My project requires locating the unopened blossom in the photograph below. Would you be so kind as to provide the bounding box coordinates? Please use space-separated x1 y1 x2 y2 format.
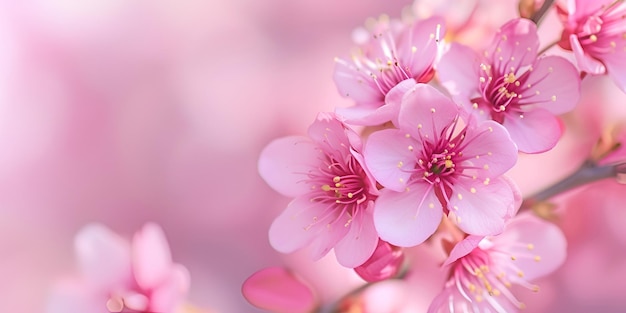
46 223 190 313
428 213 567 313
557 0 626 92
363 84 518 247
438 18 581 153
258 113 379 268
333 15 445 125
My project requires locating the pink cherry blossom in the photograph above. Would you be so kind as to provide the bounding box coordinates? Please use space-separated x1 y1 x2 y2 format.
557 0 626 92
428 213 567 313
258 112 380 268
46 223 190 313
363 84 518 247
438 18 581 153
353 239 405 282
333 15 445 125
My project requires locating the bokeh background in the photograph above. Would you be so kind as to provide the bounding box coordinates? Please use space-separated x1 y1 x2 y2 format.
1 0 626 312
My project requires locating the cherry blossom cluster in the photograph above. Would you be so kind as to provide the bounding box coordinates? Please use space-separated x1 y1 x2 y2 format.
245 0 626 312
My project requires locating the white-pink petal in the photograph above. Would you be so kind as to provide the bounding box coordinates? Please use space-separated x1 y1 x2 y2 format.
258 136 319 197
502 108 562 153
458 120 517 177
398 84 459 139
363 128 415 192
268 196 330 254
334 205 379 268
132 222 173 290
373 184 442 247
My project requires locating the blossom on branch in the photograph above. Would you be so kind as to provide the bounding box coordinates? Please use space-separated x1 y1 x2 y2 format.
438 18 581 153
258 113 380 268
363 84 518 247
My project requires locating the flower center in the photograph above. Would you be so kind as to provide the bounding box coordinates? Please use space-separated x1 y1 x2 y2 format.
475 65 530 123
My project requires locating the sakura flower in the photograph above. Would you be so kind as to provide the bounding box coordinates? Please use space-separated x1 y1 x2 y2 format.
438 18 581 153
258 113 379 268
363 84 518 247
428 213 567 313
557 0 626 92
46 223 190 313
333 15 445 125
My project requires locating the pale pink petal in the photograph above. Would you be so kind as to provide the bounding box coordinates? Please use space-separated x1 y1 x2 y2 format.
518 55 580 114
242 267 317 313
121 292 149 312
268 196 329 254
132 223 173 290
258 136 319 197
458 120 517 177
363 128 416 192
502 108 562 153
397 84 459 139
488 19 539 76
336 79 416 126
603 49 626 93
373 184 442 247
442 235 484 267
397 16 445 81
308 215 351 261
570 34 606 75
74 223 132 290
307 112 351 152
448 178 512 236
334 205 379 268
437 42 482 101
333 59 382 105
491 213 567 281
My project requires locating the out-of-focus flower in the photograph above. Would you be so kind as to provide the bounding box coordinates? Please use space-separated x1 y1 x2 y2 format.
46 223 190 313
428 213 567 313
557 0 626 92
333 15 444 125
258 113 379 268
438 18 581 153
242 267 317 313
363 84 518 247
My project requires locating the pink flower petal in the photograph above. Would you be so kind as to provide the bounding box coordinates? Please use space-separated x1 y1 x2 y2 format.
268 196 329 254
488 18 539 76
363 128 416 192
603 47 626 93
258 136 319 197
337 78 417 126
132 223 173 290
333 60 382 105
448 177 512 236
491 213 567 281
397 16 445 81
307 113 352 152
74 223 132 290
519 55 580 115
354 240 404 282
242 267 317 313
373 183 443 247
442 235 484 267
502 107 563 153
397 84 459 139
148 264 190 312
458 120 517 178
308 214 351 262
569 34 606 75
333 205 379 268
438 42 482 101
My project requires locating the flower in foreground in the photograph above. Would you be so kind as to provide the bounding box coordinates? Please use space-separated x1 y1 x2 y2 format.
557 0 626 92
258 113 379 268
46 223 190 313
438 18 581 153
333 15 444 125
428 213 567 313
363 84 518 247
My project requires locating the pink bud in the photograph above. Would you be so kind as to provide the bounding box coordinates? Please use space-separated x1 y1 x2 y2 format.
242 267 317 313
353 240 404 282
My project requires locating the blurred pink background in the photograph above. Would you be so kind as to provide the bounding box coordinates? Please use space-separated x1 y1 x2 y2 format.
2 0 626 312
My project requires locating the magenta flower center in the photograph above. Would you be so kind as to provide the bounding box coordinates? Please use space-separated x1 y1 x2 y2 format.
475 66 530 123
451 242 545 309
563 2 626 55
412 118 469 191
306 154 372 226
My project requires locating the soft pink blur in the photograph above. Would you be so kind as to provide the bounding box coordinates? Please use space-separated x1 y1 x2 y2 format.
3 1 626 313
